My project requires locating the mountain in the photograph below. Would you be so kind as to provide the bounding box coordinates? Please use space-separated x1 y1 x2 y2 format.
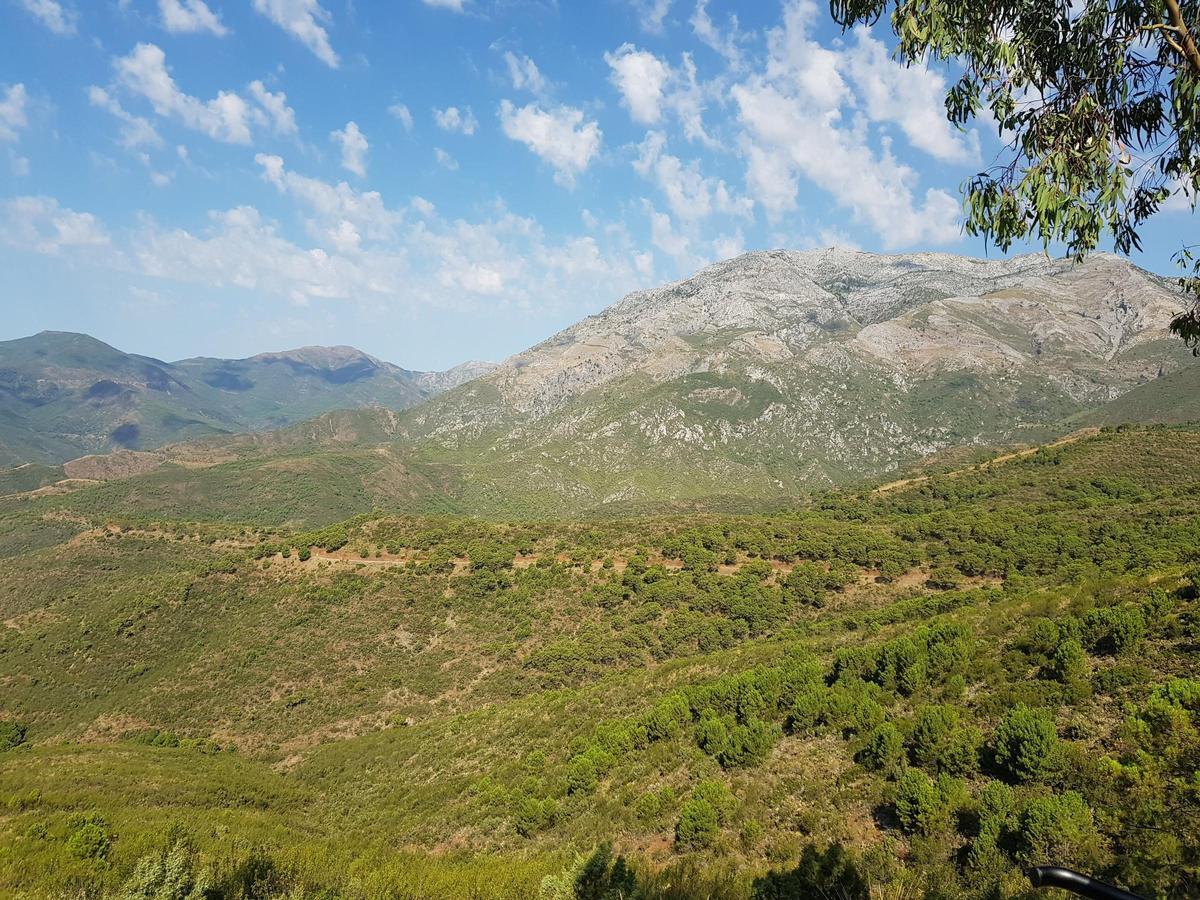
377 248 1192 512
31 248 1195 522
0 332 496 466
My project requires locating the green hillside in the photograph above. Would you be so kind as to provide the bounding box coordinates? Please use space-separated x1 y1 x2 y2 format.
3 426 1200 897
0 333 464 466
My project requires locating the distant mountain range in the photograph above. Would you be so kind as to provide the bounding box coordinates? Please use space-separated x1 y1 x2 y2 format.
0 331 494 466
2 249 1196 518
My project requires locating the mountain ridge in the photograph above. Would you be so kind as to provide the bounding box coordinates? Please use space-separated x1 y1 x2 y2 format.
0 331 497 465
17 248 1193 521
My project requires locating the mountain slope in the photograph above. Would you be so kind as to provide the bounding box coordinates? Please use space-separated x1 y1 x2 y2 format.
0 333 495 465
380 249 1192 511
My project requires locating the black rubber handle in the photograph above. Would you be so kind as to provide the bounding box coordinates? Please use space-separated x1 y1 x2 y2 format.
1027 867 1146 900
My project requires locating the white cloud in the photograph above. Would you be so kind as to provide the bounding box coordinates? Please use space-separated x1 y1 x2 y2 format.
0 196 111 255
389 103 414 131
422 0 465 9
433 106 478 136
159 0 227 36
842 26 978 164
17 0 76 35
498 100 601 187
4 174 651 321
644 201 693 265
712 231 745 260
252 0 338 68
690 0 745 67
605 44 670 125
628 0 671 33
503 52 547 95
0 84 29 142
115 43 253 144
634 131 751 222
434 147 458 171
256 152 399 249
330 121 368 176
248 81 297 136
88 85 163 149
730 0 961 248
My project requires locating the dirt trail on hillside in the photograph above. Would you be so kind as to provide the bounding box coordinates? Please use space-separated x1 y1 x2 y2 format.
871 427 1101 495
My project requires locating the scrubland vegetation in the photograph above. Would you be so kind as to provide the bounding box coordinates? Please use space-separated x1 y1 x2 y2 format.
3 426 1200 897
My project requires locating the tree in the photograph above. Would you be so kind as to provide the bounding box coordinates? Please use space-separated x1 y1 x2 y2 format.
895 768 952 835
829 0 1200 343
859 721 904 772
1017 792 1106 871
994 704 1061 783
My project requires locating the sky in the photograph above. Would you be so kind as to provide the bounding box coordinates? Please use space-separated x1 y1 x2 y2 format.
0 0 1195 371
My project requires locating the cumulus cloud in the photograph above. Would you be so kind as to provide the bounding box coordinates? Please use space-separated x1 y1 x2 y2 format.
433 106 478 136
422 0 465 9
159 0 227 36
0 196 111 255
115 43 253 144
842 26 978 164
252 0 338 68
256 152 399 250
503 52 547 95
2 172 649 316
87 85 162 149
389 103 414 131
17 0 76 35
730 0 962 247
605 44 670 125
434 147 458 171
499 100 601 187
634 131 751 222
330 121 368 176
248 81 297 136
0 85 29 142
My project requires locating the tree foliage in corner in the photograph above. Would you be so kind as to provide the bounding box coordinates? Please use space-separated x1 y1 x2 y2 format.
829 0 1200 346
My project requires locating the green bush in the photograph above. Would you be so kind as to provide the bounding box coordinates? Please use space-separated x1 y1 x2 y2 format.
676 798 719 849
907 705 980 775
1080 605 1147 656
1017 792 1105 870
993 705 1060 783
0 721 27 751
66 814 113 861
894 769 951 836
858 722 903 772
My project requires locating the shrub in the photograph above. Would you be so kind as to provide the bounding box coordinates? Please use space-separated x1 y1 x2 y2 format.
297 547 311 562
1017 792 1105 870
1080 605 1146 656
0 722 27 751
676 798 719 849
1050 638 1087 684
66 814 113 861
894 769 951 836
565 756 599 795
993 705 1060 783
514 796 557 837
858 722 903 772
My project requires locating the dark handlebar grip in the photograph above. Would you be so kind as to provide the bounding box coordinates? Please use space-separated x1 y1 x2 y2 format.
1027 866 1146 900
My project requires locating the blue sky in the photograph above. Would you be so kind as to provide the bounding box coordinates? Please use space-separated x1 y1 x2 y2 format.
0 0 1195 370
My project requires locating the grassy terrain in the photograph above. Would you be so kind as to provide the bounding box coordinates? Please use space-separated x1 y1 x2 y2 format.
1 426 1200 896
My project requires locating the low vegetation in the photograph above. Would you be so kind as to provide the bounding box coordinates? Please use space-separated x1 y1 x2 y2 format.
2 426 1200 897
